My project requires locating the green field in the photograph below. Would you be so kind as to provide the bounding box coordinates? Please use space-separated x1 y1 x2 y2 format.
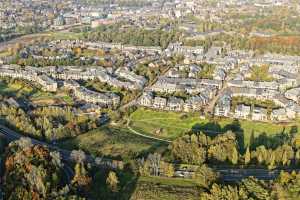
0 79 74 105
59 126 166 160
129 108 298 147
129 176 201 200
0 80 34 96
0 50 11 58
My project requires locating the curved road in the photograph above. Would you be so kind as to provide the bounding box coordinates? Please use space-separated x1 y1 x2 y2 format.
0 125 120 169
127 124 171 143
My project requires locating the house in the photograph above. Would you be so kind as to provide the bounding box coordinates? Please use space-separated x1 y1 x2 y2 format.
285 88 300 103
286 103 300 119
139 92 154 107
234 104 251 119
213 68 226 80
270 108 288 121
153 97 167 109
252 107 268 121
74 86 120 107
278 78 298 92
227 80 279 90
166 68 181 78
63 80 80 90
214 94 231 117
36 75 57 92
168 97 184 111
184 95 208 112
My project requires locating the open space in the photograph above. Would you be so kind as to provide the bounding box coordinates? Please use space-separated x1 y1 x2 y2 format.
129 108 299 147
129 176 201 200
59 126 167 160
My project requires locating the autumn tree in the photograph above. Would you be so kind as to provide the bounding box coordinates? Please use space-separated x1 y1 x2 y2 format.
106 171 119 192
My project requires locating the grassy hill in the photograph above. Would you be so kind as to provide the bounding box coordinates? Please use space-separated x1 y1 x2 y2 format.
59 126 167 160
129 176 202 200
129 108 298 148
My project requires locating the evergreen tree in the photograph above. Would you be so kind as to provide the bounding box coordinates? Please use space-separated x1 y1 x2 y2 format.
231 147 239 165
245 146 251 165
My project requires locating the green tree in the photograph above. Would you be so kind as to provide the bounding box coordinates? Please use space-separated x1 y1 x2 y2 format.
106 171 119 192
231 147 239 165
245 146 251 165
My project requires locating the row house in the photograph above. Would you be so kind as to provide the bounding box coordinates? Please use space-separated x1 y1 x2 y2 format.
74 86 120 107
115 68 147 87
36 75 57 92
214 94 231 117
252 107 268 121
270 108 288 122
234 104 251 119
166 42 204 56
151 77 222 94
227 80 279 90
63 80 80 90
139 92 208 112
285 88 300 103
0 65 57 92
229 87 280 101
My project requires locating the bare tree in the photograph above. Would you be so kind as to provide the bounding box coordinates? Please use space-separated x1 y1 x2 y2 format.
147 153 161 176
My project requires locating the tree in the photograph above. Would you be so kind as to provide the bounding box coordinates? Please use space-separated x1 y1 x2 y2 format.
147 153 161 176
11 137 33 149
72 163 92 190
194 165 219 188
245 146 251 165
295 150 300 165
231 147 239 165
268 152 276 170
71 150 86 163
160 162 174 178
282 151 289 166
106 171 119 192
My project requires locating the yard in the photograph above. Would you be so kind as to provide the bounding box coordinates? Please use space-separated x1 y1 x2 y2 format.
129 108 299 148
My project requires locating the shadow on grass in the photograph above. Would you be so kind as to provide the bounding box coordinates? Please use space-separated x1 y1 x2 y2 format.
249 125 297 150
190 119 297 153
89 164 139 200
191 119 245 153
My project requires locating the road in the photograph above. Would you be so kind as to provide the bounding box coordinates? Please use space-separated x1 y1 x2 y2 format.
120 65 171 110
204 67 240 114
0 125 75 182
1 125 300 182
126 123 171 143
217 168 300 182
0 125 121 169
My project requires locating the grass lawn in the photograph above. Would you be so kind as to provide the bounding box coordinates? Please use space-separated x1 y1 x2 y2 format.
130 108 298 147
129 176 202 200
30 90 74 105
0 50 11 58
138 176 202 187
58 126 167 160
0 80 34 96
0 79 74 106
